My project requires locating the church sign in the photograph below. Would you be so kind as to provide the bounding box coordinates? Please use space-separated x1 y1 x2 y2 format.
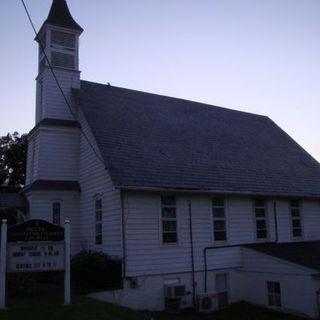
7 242 65 273
8 219 64 242
0 219 71 309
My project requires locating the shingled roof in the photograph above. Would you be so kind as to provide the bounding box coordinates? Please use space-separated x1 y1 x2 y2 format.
245 241 320 271
0 193 28 209
76 80 320 197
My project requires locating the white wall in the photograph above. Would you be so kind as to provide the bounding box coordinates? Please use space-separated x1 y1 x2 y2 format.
25 190 81 254
123 193 320 278
241 248 318 318
90 268 239 311
78 111 122 258
36 68 80 123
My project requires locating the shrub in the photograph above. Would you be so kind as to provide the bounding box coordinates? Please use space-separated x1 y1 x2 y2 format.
71 250 122 293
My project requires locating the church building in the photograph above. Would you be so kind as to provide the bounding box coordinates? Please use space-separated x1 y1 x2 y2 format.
24 0 320 317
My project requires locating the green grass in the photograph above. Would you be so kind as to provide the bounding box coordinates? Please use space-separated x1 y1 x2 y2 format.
0 294 305 320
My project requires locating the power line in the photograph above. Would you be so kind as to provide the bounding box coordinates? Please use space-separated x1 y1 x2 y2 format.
20 0 106 167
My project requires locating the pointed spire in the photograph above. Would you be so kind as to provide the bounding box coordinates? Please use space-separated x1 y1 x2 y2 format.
43 0 83 32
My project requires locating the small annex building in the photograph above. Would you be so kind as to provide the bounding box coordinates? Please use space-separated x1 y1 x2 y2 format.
22 0 320 318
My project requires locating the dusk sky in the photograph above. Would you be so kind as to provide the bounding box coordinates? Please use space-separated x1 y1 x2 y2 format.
1 0 319 161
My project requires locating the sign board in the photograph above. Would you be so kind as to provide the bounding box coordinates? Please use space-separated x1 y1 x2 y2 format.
8 219 64 242
7 242 65 273
0 219 71 309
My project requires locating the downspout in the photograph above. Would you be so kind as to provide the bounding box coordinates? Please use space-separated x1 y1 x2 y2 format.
273 201 279 243
120 191 127 280
188 200 196 307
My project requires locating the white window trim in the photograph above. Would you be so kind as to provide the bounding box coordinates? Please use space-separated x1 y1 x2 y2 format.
253 198 269 241
211 196 229 246
159 195 180 247
289 199 304 240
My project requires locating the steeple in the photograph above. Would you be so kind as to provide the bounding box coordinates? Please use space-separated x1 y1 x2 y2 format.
41 0 83 33
35 0 83 123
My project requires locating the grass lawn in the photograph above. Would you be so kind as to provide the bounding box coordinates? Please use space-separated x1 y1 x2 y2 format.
0 294 306 320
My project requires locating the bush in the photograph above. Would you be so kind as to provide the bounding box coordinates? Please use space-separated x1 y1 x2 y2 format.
71 250 122 293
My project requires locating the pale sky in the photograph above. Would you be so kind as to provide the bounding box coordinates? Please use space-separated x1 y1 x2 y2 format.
1 0 319 161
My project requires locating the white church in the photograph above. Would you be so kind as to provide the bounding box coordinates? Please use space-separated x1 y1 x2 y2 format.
23 0 320 317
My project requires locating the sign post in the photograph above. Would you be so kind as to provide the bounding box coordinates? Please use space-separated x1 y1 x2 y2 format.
0 219 7 309
64 220 70 305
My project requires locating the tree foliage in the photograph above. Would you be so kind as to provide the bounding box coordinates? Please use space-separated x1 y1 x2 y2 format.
0 132 27 190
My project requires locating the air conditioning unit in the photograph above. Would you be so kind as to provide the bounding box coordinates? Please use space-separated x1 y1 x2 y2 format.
197 292 218 313
164 284 186 298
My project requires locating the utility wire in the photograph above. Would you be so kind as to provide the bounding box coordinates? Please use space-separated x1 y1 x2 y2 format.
20 0 106 166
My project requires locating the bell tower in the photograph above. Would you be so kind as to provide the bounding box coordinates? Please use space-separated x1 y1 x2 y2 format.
35 0 83 123
25 0 83 230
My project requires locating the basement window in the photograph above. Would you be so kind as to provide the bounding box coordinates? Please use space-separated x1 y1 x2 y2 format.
212 197 227 242
267 281 281 307
161 195 177 244
95 199 103 245
290 200 302 238
254 199 268 239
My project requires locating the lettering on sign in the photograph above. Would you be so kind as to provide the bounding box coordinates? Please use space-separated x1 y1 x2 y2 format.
7 242 65 273
8 219 64 242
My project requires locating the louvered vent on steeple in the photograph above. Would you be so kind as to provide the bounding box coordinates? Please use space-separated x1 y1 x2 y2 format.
50 30 76 69
51 51 75 69
51 30 75 48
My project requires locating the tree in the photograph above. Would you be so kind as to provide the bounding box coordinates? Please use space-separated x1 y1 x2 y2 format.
0 132 27 191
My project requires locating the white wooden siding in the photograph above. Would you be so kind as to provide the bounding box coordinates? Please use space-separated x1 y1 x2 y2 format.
36 127 80 181
302 199 320 240
36 68 80 123
124 193 244 277
124 194 320 277
25 190 81 254
78 111 122 258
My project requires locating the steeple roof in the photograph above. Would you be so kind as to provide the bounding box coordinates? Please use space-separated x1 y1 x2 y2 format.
42 0 83 32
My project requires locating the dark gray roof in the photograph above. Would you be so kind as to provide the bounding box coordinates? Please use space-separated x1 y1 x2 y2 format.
41 0 83 32
0 193 28 209
245 241 320 271
24 180 81 193
77 80 320 197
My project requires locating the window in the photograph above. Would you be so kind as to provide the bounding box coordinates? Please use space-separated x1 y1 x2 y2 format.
267 281 281 307
52 202 61 225
254 199 268 239
95 199 102 245
216 274 229 308
161 195 177 244
290 200 302 238
212 197 227 242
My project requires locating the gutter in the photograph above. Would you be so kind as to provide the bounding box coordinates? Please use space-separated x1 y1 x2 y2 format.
115 186 320 199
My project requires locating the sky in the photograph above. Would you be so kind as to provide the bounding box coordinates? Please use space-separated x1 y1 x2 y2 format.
1 0 319 162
